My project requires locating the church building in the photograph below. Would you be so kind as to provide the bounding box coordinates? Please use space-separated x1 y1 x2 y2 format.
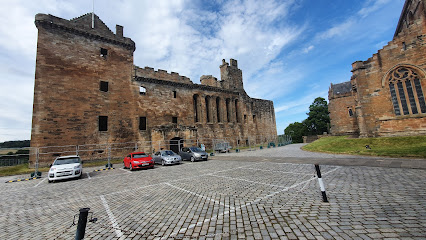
329 0 426 137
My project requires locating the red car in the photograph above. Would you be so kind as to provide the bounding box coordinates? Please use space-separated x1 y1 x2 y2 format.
123 152 154 171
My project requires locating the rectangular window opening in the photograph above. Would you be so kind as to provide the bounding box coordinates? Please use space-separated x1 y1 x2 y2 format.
100 48 108 57
172 117 178 124
100 81 109 92
139 117 147 131
99 116 108 131
173 91 177 98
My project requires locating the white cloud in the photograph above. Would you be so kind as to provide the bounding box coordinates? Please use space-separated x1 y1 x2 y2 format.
303 45 314 53
316 19 355 40
358 0 391 18
0 0 304 141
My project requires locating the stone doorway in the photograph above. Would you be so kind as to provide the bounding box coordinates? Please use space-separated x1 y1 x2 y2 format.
170 137 183 153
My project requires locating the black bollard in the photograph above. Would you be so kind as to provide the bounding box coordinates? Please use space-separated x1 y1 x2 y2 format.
75 208 90 240
314 164 328 202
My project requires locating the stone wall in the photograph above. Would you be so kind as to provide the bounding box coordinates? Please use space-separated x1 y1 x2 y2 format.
30 13 277 164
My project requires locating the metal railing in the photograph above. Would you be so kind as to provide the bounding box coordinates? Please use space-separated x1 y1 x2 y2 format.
0 134 293 171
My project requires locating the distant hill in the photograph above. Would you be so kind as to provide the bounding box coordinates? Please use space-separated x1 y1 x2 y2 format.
0 140 30 148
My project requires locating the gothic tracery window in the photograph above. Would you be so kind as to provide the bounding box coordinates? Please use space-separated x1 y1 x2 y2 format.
388 67 426 116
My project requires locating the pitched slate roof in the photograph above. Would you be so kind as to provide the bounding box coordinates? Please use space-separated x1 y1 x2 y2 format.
331 81 352 95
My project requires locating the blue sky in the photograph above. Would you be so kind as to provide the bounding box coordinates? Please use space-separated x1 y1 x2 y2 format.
0 0 405 142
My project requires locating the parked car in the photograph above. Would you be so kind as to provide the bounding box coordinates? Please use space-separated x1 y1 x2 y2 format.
123 152 154 171
214 141 232 153
179 147 208 162
152 150 182 166
48 155 82 183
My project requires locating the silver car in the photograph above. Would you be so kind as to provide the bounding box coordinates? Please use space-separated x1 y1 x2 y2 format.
179 147 208 162
152 150 182 166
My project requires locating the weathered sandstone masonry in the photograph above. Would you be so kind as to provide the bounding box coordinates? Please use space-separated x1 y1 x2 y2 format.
30 13 277 164
329 0 426 137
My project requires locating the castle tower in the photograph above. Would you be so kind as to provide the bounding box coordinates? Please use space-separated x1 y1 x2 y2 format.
220 59 244 90
31 13 136 151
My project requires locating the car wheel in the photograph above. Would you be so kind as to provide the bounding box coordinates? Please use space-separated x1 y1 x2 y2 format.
162 160 165 166
130 164 134 171
190 156 195 162
48 180 52 183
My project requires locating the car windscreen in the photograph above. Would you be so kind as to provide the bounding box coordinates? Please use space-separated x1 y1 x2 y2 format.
133 153 148 158
162 151 174 156
54 157 80 165
189 147 203 152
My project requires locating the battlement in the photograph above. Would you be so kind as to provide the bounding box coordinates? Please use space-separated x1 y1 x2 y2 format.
220 58 243 90
134 66 192 84
200 75 221 87
34 13 135 51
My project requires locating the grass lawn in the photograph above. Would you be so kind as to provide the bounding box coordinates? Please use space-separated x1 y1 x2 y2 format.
302 135 426 158
0 159 123 177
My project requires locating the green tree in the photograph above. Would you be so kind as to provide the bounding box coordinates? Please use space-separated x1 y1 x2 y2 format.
303 97 330 135
284 122 306 143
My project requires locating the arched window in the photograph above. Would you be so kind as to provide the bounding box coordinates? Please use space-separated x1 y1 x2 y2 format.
216 97 221 122
226 98 231 122
193 95 200 122
235 99 240 123
205 96 211 122
388 67 426 115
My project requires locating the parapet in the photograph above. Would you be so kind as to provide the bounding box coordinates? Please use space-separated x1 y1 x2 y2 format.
134 66 192 84
200 75 220 87
34 13 135 51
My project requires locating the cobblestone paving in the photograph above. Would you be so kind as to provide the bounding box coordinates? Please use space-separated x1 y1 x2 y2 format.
0 158 425 239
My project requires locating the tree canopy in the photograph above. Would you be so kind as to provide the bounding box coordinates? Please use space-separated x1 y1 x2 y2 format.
303 97 330 135
284 97 330 142
284 122 306 143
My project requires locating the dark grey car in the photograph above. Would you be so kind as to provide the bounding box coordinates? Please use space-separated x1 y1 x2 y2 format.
179 147 208 162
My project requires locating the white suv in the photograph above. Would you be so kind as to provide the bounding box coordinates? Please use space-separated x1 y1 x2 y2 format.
48 155 83 183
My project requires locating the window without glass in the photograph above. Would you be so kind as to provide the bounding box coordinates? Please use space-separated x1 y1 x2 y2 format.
193 95 199 122
205 96 211 122
172 117 178 124
216 97 221 122
100 81 108 92
348 108 353 117
173 91 177 98
226 98 231 122
235 99 240 123
100 48 108 58
99 116 108 131
139 117 147 131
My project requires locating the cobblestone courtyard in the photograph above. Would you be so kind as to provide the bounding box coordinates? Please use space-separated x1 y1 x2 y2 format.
0 146 425 239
